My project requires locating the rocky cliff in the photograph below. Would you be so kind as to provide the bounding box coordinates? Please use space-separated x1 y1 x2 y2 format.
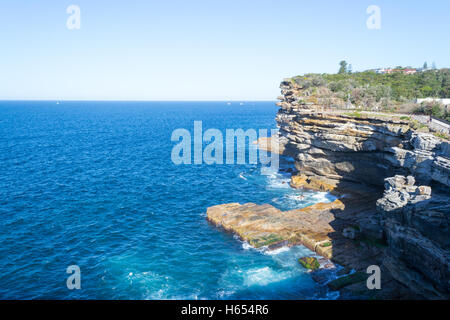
276 79 450 192
206 78 449 299
273 78 450 298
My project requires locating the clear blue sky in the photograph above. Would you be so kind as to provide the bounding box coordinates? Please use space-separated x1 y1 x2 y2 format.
0 0 449 100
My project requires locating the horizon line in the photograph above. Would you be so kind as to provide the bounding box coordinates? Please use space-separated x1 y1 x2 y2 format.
0 99 278 102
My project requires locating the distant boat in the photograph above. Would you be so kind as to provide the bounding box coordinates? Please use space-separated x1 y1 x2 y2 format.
239 102 244 106
56 101 60 105
227 102 231 105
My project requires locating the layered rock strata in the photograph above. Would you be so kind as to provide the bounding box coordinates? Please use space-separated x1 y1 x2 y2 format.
275 78 450 191
207 192 385 269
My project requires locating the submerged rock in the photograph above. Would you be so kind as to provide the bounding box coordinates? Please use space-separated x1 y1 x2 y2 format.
328 272 367 291
298 257 320 270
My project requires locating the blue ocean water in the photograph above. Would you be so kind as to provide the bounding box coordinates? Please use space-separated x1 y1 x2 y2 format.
0 101 337 300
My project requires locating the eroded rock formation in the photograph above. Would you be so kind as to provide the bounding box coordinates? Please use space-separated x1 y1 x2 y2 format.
207 78 449 299
275 79 450 192
275 79 449 298
377 175 449 299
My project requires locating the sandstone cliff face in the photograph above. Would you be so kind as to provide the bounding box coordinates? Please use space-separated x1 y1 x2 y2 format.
275 79 450 298
276 79 450 192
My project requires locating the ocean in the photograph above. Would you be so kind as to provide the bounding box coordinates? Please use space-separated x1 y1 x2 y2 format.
0 101 337 299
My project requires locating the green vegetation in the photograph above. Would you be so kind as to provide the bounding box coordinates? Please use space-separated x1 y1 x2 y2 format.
292 62 450 121
344 111 363 118
320 68 450 100
298 257 320 270
433 132 450 140
250 234 284 248
415 102 450 121
409 119 428 131
320 242 332 248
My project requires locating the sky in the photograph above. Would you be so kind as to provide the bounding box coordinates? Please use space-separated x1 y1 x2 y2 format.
0 0 449 101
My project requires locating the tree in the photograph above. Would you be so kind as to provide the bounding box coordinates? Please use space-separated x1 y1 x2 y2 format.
338 60 348 74
423 61 428 70
347 64 353 74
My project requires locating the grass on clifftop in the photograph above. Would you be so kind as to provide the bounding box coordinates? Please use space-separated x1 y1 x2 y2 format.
344 111 363 118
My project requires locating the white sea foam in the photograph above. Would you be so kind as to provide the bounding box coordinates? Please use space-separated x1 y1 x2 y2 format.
264 170 291 190
216 289 236 299
285 194 306 201
272 189 338 210
260 166 277 177
263 246 290 255
267 180 291 189
243 267 291 287
238 172 248 180
311 191 336 203
242 241 253 250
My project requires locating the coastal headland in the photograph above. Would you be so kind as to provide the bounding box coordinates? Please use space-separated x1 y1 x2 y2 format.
207 78 450 299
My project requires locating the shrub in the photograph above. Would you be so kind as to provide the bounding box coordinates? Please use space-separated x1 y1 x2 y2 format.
431 103 445 118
